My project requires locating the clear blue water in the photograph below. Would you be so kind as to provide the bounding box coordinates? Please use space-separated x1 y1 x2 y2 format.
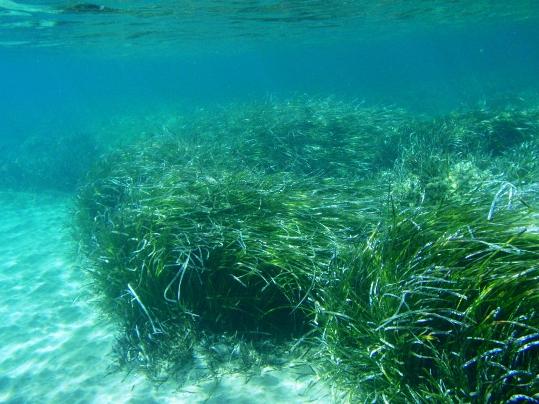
1 2 539 146
1 1 539 402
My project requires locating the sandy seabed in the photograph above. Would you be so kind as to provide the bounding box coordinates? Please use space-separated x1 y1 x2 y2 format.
0 191 335 403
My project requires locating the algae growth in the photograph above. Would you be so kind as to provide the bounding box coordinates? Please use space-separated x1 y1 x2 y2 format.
75 97 539 402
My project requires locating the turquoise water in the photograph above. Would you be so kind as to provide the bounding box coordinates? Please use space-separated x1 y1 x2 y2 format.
1 1 539 403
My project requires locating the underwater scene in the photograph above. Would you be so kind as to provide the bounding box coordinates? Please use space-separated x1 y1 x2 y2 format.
1 1 539 403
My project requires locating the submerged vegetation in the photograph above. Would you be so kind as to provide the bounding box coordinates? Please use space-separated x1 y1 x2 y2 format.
75 97 539 401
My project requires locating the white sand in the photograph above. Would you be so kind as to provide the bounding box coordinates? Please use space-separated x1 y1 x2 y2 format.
0 191 338 403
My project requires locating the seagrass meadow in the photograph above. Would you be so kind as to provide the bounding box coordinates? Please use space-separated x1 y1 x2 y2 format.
74 98 539 402
4 2 539 402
